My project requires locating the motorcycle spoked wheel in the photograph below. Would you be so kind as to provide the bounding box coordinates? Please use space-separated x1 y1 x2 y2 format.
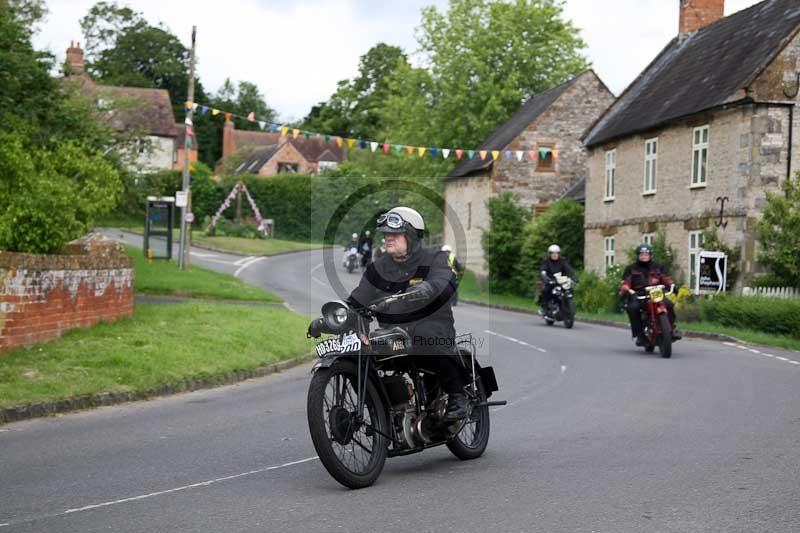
446 379 491 460
307 360 388 489
658 314 672 358
563 299 575 329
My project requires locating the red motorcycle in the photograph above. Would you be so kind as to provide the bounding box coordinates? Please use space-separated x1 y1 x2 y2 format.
632 284 675 358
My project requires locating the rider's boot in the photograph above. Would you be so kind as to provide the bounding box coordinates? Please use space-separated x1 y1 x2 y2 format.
443 393 468 421
672 328 683 340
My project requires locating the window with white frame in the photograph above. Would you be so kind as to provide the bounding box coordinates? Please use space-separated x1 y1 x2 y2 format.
604 150 616 200
691 126 709 186
642 233 655 246
688 230 705 290
643 138 657 194
604 236 615 269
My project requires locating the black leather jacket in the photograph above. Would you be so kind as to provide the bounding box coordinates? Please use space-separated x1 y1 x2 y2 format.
539 257 577 284
347 247 457 328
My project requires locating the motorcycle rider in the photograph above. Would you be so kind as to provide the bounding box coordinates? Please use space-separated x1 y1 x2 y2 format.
343 232 359 268
538 244 577 311
346 207 467 420
359 230 374 267
619 243 682 345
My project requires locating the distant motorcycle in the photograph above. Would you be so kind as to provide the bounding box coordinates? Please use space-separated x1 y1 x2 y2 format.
343 247 360 273
306 291 505 489
542 274 575 329
633 284 675 358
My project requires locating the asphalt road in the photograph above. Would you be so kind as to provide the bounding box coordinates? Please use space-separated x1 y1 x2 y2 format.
2 233 799 532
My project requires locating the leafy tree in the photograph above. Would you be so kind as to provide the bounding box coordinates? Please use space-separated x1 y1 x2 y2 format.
382 0 589 148
0 133 122 253
519 199 584 290
756 178 800 286
482 192 530 294
302 43 408 140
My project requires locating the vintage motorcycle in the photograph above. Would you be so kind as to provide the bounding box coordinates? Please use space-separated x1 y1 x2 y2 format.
634 284 675 358
343 247 360 273
542 274 575 329
306 290 504 489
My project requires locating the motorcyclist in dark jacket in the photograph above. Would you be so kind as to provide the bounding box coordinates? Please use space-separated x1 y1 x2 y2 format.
538 244 577 309
346 207 467 420
358 230 374 267
619 243 682 345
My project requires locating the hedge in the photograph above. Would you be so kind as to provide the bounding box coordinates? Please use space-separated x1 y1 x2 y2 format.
699 296 800 339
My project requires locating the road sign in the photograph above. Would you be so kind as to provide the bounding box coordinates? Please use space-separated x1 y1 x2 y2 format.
175 191 188 208
696 251 727 294
185 212 195 224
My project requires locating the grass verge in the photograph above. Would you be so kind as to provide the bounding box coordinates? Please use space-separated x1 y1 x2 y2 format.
97 216 322 256
0 302 314 409
126 245 281 302
459 270 800 352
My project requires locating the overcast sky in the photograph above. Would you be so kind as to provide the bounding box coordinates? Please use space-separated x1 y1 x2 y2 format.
33 0 763 122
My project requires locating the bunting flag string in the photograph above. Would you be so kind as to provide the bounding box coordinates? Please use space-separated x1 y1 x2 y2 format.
184 100 557 165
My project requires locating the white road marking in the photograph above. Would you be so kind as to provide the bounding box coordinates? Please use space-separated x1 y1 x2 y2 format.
233 256 257 266
484 330 547 353
727 344 800 367
310 262 328 287
38 457 318 519
233 257 264 277
0 523 9 527
561 365 567 374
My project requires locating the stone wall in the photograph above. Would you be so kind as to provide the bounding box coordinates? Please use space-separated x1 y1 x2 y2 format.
493 71 616 209
0 235 134 354
443 174 493 275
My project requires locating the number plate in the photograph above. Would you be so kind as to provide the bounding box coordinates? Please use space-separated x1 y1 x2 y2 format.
649 288 664 302
315 332 361 358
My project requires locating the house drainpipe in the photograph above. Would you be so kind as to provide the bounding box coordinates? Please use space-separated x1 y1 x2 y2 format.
784 72 799 186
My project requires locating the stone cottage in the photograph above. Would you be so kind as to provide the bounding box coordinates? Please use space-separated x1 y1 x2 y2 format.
582 0 800 290
442 70 615 275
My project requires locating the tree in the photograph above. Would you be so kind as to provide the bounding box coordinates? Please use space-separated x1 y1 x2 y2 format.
756 178 800 286
302 43 408 140
520 199 585 275
381 0 589 148
482 192 531 295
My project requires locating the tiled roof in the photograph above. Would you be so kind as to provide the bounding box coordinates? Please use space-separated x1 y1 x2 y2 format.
447 73 587 179
232 130 344 162
94 85 178 138
584 0 800 147
233 144 283 175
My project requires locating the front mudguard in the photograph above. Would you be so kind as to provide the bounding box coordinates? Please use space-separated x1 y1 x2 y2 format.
311 353 357 372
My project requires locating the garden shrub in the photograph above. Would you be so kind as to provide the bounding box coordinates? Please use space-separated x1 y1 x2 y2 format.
699 296 800 338
481 192 530 295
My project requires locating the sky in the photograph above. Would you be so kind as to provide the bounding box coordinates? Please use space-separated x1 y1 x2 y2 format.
33 0 763 123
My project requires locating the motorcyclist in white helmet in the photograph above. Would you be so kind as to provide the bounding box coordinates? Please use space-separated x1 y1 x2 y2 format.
346 207 467 420
539 244 577 311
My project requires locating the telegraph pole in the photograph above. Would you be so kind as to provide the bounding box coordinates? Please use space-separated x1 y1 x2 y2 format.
178 26 197 270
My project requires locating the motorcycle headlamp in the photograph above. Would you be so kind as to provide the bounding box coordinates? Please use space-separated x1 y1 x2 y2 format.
321 300 353 332
376 212 405 230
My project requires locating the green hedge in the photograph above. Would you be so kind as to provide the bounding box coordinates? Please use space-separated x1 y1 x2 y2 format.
700 296 800 338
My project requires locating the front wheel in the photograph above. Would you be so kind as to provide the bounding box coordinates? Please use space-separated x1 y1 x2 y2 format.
447 380 491 460
658 314 672 358
307 360 388 489
563 299 575 329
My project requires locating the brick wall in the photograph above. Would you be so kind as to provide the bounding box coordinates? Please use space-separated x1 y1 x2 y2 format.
0 235 134 354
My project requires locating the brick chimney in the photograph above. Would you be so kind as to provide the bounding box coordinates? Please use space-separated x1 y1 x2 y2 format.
679 0 724 35
65 41 85 75
222 119 236 158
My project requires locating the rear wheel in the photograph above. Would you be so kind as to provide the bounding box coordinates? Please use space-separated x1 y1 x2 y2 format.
307 360 388 489
658 314 672 358
447 380 490 460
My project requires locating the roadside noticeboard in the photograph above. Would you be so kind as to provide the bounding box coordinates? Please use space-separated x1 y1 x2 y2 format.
696 251 727 294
